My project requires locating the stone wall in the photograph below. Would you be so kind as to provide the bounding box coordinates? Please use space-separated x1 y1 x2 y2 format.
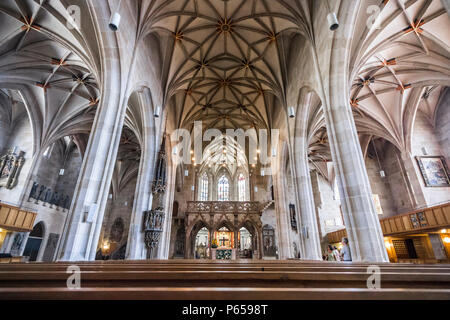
21 201 67 262
365 155 397 217
381 143 415 214
310 170 343 241
98 176 138 258
374 109 450 216
410 111 450 206
435 89 450 162
54 149 83 201
0 96 11 153
34 147 64 191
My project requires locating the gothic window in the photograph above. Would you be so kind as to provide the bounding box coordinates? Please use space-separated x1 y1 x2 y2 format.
238 173 246 201
199 172 209 201
218 175 229 201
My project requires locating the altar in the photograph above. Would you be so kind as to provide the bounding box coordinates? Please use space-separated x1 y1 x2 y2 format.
214 249 233 260
211 227 236 260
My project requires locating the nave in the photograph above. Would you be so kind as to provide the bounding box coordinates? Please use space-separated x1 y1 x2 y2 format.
0 0 449 301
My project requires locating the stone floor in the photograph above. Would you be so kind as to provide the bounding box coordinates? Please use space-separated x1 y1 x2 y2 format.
0 260 449 299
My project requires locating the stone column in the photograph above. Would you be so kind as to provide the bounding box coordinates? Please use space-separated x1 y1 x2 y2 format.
57 4 125 261
319 0 388 262
125 91 157 260
291 139 322 260
272 159 292 259
288 87 322 261
258 228 263 259
309 170 324 241
185 231 191 259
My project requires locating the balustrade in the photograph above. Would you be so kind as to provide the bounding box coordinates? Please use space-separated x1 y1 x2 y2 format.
186 201 262 214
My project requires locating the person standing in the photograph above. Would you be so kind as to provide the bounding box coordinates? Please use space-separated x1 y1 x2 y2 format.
332 246 342 261
326 245 336 261
340 237 352 261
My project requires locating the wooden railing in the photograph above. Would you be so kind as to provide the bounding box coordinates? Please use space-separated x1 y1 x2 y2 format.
327 202 450 243
0 203 37 232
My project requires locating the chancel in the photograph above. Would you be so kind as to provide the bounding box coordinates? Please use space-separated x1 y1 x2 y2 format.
0 0 449 300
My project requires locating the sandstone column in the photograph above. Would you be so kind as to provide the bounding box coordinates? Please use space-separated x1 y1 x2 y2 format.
289 88 322 261
125 91 157 260
291 137 322 260
57 3 125 261
272 153 292 259
320 0 388 262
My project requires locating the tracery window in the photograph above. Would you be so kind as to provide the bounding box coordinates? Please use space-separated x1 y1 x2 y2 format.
199 172 209 201
218 175 229 201
238 173 246 201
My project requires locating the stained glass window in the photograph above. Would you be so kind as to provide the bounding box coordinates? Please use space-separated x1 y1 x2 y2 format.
238 173 246 201
199 172 208 201
218 175 229 201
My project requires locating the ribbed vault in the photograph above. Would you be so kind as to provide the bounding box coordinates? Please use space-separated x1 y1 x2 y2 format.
0 0 100 154
140 0 310 132
198 134 248 175
350 0 450 153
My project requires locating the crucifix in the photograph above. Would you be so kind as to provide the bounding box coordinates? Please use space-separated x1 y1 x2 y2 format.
219 236 228 247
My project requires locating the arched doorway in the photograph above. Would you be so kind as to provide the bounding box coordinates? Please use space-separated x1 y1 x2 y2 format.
23 222 45 262
194 227 209 259
239 227 253 259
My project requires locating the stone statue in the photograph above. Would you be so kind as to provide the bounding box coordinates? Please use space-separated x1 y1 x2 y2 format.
29 182 39 201
0 150 26 189
51 192 59 208
10 233 25 256
44 188 53 206
58 193 65 208
63 195 70 210
36 185 46 203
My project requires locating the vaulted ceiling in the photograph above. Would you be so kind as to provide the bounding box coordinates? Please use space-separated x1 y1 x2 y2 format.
0 0 449 185
305 0 450 183
0 0 100 154
198 134 248 176
140 0 310 132
350 0 450 153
